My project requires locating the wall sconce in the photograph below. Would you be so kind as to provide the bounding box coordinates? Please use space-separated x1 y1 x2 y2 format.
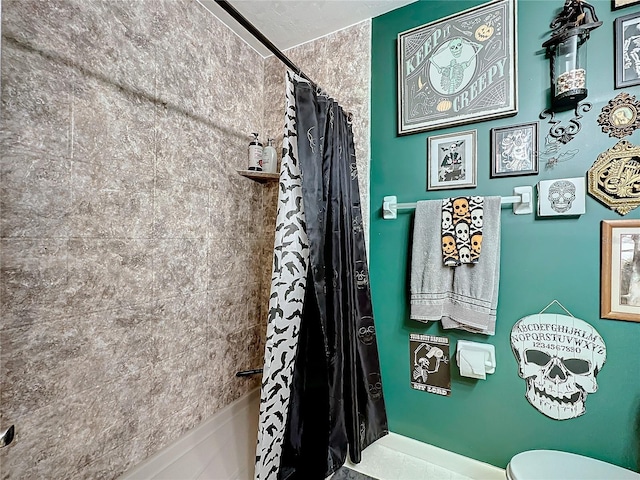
542 0 602 110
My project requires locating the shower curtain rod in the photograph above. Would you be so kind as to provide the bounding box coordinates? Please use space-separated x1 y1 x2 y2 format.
214 0 318 90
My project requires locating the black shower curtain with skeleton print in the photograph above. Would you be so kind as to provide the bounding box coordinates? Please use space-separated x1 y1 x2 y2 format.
276 79 388 480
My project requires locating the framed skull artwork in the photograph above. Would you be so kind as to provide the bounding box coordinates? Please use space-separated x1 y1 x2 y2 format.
490 122 539 177
510 313 606 420
427 130 477 190
537 177 586 216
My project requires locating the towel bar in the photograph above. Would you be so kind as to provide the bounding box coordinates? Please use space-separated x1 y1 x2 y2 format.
382 186 533 219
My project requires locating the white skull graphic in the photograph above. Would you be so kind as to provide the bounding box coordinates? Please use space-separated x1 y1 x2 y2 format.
442 210 453 231
471 208 483 229
548 180 576 213
449 38 463 58
458 246 471 263
455 222 469 241
511 314 606 420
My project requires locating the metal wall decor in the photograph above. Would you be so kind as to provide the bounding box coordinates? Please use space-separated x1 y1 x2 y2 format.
397 0 517 134
539 134 580 170
597 92 640 138
587 139 640 215
541 0 602 109
539 101 592 144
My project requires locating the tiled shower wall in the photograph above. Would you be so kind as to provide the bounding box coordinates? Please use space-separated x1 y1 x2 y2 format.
263 22 372 241
0 0 371 478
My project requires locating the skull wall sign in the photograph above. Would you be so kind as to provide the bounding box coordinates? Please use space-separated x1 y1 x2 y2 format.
548 180 576 213
537 177 586 216
510 314 606 420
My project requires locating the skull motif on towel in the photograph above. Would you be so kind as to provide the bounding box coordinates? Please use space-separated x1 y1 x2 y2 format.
442 196 483 266
510 314 606 420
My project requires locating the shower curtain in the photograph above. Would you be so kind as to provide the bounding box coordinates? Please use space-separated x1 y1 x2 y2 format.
254 72 388 480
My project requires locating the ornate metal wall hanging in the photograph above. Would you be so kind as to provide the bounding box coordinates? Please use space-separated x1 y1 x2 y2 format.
597 92 640 138
539 134 580 169
541 0 602 109
587 139 640 215
539 101 592 144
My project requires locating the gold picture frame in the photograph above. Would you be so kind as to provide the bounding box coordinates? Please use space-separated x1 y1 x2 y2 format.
601 219 640 322
597 92 640 138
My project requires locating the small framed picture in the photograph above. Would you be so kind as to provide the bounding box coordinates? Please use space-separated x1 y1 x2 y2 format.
601 219 640 322
615 11 640 89
613 0 640 10
537 177 586 216
427 130 477 191
490 122 539 178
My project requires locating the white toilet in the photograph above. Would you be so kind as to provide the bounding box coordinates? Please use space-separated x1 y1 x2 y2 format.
506 450 640 480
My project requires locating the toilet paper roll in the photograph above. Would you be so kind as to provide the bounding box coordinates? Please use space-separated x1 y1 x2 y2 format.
459 350 487 379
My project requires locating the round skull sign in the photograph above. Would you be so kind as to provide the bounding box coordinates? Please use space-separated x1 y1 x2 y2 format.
510 314 606 420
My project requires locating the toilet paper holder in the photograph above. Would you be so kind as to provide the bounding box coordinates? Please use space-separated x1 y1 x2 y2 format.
456 340 496 379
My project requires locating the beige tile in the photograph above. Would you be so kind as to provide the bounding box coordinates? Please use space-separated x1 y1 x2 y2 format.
153 177 210 238
0 239 69 329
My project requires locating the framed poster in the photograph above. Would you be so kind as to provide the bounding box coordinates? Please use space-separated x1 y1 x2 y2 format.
601 219 640 322
615 11 640 89
613 0 640 10
397 0 517 135
427 130 477 190
490 122 539 177
410 333 451 397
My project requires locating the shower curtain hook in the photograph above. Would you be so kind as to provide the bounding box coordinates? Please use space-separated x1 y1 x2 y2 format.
347 112 354 124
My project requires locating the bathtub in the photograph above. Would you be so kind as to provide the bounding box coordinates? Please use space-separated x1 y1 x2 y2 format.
120 388 260 480
121 388 503 480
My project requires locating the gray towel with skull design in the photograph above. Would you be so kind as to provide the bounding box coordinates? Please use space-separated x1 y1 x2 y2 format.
441 196 483 266
410 197 501 335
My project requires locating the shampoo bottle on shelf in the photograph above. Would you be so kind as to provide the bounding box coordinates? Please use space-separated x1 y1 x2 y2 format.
248 132 263 171
262 138 278 174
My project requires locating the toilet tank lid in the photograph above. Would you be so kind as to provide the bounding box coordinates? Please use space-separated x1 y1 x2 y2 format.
508 450 640 480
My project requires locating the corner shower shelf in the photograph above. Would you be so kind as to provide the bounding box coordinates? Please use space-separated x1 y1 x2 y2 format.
236 169 279 183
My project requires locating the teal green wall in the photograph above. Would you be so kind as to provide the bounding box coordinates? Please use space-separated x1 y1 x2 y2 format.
371 0 640 470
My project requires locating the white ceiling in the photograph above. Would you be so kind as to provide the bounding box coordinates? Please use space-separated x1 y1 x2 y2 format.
199 0 416 57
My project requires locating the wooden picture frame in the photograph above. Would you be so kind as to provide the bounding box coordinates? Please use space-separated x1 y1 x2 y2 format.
601 219 640 322
427 130 477 190
397 0 517 135
615 11 640 89
612 0 640 11
490 122 539 177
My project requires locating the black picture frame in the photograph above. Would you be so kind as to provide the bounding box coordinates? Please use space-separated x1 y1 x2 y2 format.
615 11 640 88
397 0 517 135
490 122 539 178
612 0 640 11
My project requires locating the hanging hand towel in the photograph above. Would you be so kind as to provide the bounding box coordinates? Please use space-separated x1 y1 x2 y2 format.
411 197 500 335
442 196 483 266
